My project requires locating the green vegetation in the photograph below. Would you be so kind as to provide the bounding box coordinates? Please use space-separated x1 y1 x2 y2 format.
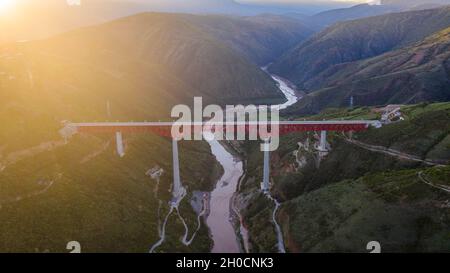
423 166 450 186
281 166 450 252
0 134 219 252
1 6 450 253
357 103 450 160
238 102 450 252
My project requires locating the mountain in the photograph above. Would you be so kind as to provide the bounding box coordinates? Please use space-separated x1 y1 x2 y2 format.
283 2 450 32
1 1 313 64
307 4 401 28
381 0 450 7
236 102 450 252
283 4 401 31
131 0 242 14
184 14 314 65
0 0 149 44
0 0 339 45
270 6 450 91
408 3 448 10
0 12 300 252
1 11 308 153
132 0 349 15
284 26 450 115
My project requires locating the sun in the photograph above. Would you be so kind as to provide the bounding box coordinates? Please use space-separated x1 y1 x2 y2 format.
0 0 14 13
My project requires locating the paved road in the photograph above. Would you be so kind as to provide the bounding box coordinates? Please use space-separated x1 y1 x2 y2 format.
342 137 446 167
342 136 449 194
418 171 450 194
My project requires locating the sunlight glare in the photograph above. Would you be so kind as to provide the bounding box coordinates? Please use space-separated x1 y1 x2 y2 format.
0 0 14 14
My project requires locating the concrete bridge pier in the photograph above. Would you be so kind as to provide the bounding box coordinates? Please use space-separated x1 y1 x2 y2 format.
116 132 125 157
261 139 271 193
318 130 328 152
172 138 182 200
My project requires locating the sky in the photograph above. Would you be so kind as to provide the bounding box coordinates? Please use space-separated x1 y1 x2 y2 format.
240 0 382 8
0 0 376 20
238 0 367 3
235 0 379 10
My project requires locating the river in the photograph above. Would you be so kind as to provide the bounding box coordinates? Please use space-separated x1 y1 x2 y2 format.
206 73 300 253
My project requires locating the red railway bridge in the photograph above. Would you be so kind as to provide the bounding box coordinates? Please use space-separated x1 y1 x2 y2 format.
60 120 381 195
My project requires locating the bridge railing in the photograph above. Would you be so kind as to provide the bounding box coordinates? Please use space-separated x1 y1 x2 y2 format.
60 120 382 139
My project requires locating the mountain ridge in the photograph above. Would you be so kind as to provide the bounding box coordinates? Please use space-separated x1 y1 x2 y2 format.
270 6 450 90
283 26 450 115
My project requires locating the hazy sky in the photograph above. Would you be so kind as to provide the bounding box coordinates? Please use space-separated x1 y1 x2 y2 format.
128 0 370 5
237 0 369 4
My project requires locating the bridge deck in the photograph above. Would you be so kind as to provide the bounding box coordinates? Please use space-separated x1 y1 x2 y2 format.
63 120 380 138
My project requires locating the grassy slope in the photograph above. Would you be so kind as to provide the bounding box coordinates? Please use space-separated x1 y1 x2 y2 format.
282 166 450 252
238 102 450 252
0 133 221 252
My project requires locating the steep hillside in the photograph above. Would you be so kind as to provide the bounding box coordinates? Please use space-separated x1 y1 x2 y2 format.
0 0 314 45
270 6 450 89
185 14 314 65
284 26 450 115
35 13 284 105
236 103 450 252
281 166 450 252
0 12 288 149
0 12 289 252
0 0 151 44
0 0 249 44
0 133 220 252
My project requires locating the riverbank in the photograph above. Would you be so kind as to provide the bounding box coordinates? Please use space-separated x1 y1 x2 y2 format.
205 72 300 253
205 139 245 253
220 140 251 253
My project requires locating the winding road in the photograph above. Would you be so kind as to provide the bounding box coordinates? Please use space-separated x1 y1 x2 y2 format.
342 136 446 167
342 136 450 194
418 171 450 194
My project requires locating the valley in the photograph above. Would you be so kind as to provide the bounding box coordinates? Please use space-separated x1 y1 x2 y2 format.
0 2 449 253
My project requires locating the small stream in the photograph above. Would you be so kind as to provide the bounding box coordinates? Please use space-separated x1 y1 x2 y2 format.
266 193 286 253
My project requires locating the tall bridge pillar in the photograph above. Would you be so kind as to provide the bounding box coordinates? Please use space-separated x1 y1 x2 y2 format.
116 132 125 157
172 138 182 199
318 130 328 152
261 139 271 193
